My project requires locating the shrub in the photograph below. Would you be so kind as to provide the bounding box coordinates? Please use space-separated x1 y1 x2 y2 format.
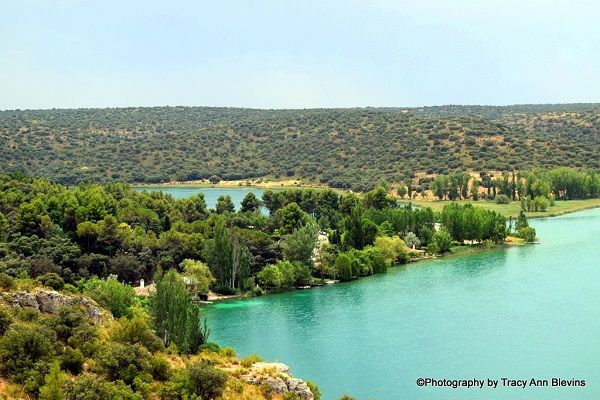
187 362 228 400
149 356 172 381
0 306 13 335
67 374 141 400
82 277 135 319
110 314 164 352
334 253 354 281
307 381 321 400
494 194 510 204
93 342 151 384
43 306 97 349
517 227 537 243
0 272 15 290
199 342 220 353
220 347 236 357
0 324 56 383
240 354 262 368
38 272 65 291
60 346 85 374
39 361 66 400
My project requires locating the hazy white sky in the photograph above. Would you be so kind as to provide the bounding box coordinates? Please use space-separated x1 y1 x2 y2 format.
1 0 599 109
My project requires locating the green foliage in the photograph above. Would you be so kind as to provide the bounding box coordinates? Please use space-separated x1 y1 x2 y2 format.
275 202 310 235
159 362 227 400
39 361 66 400
4 106 599 190
180 259 215 296
494 194 510 204
215 195 235 214
66 373 141 400
43 306 97 350
39 272 65 290
151 270 209 354
0 306 13 335
281 222 319 266
82 277 135 318
240 353 262 367
59 347 84 374
94 341 151 384
373 235 407 265
0 323 56 384
429 230 453 254
240 192 262 213
110 314 164 353
516 227 537 243
0 272 15 290
307 381 321 400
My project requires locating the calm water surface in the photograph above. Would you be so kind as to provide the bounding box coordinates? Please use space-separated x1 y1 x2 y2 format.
133 186 276 211
203 208 600 399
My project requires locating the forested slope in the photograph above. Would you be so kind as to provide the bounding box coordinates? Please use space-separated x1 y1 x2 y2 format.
1 105 599 190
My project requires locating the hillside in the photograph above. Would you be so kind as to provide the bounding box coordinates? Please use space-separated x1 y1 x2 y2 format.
1 105 599 191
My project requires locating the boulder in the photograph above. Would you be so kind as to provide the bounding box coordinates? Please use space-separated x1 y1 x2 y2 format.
10 290 109 324
240 362 314 400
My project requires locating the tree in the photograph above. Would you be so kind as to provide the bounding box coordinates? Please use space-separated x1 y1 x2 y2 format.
187 362 227 400
515 209 529 230
39 361 66 400
215 195 235 214
275 202 310 235
429 230 452 253
374 235 407 264
281 222 319 266
151 270 209 353
180 259 215 296
256 264 283 288
240 192 261 213
0 324 56 383
363 186 395 209
404 232 421 249
396 184 407 199
334 253 354 281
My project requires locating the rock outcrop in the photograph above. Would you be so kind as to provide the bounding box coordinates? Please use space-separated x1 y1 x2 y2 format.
241 362 314 400
10 290 109 324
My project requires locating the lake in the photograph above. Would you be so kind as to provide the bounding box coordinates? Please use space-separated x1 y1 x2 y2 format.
203 208 600 400
133 186 277 211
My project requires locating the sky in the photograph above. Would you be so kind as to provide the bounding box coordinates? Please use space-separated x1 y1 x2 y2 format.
1 0 600 110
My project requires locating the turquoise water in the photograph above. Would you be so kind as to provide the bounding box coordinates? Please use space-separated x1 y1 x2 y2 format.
203 208 600 399
133 186 276 211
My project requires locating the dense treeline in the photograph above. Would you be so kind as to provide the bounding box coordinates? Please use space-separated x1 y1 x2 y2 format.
422 167 600 212
1 105 599 190
0 174 513 296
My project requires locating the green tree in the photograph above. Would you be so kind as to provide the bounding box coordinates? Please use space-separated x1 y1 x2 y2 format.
151 270 209 353
215 195 235 214
275 202 310 235
281 222 319 266
240 192 261 213
39 361 66 400
180 259 215 296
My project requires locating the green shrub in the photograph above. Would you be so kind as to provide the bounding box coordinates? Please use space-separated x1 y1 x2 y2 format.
67 374 142 400
93 342 151 384
110 314 163 352
307 380 321 400
149 356 172 382
0 272 15 290
199 342 220 353
82 277 135 319
240 354 262 368
517 226 537 243
494 194 511 204
0 324 56 383
60 346 84 374
38 272 65 291
187 361 228 400
0 306 13 335
43 306 97 349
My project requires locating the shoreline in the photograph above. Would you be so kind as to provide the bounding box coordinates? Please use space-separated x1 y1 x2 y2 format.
204 241 520 304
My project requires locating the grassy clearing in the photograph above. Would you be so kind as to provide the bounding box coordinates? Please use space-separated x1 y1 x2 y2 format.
408 198 600 219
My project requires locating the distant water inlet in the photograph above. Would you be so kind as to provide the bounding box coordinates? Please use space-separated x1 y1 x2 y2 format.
133 186 278 212
203 209 600 400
